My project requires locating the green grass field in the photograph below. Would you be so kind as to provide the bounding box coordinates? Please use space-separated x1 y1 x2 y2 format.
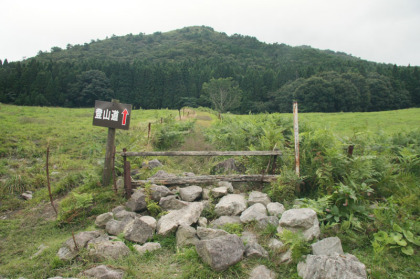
0 104 419 279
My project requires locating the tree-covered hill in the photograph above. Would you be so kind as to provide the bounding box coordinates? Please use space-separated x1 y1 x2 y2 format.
0 26 419 112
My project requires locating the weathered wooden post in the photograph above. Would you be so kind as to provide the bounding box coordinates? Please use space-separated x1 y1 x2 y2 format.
93 99 132 186
293 102 300 178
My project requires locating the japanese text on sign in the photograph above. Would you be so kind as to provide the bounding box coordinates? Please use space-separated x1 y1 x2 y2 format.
92 100 132 130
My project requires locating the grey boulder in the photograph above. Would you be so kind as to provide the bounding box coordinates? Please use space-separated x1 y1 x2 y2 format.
297 253 367 279
123 218 155 244
126 189 147 212
311 237 344 256
179 185 203 202
215 194 247 216
249 265 276 279
83 265 124 279
196 234 245 272
248 191 271 206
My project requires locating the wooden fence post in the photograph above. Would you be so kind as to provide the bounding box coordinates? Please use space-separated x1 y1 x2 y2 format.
102 99 118 186
293 102 300 178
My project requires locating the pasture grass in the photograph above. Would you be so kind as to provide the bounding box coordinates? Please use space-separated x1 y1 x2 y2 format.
0 104 419 278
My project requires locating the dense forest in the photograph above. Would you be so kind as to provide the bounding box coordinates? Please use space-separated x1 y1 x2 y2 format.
0 26 419 112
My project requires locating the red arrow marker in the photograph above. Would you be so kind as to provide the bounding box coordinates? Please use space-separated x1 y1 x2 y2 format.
122 109 129 125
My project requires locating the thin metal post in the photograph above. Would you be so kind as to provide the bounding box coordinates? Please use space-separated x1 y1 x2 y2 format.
293 102 300 177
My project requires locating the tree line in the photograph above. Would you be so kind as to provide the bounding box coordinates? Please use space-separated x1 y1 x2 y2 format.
0 26 419 112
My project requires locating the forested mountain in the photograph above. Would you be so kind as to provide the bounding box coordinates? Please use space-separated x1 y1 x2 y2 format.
0 26 419 112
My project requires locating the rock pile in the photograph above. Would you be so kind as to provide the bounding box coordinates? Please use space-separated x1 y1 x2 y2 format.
53 164 367 279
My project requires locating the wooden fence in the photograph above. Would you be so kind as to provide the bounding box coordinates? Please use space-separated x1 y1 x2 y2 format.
120 149 282 198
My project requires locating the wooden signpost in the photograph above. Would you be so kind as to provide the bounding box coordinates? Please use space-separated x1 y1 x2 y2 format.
93 100 132 186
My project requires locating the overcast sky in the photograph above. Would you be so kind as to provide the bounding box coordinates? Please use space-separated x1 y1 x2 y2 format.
2 0 420 66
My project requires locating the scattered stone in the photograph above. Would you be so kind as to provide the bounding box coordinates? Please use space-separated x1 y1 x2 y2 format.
197 226 229 240
111 205 126 215
311 237 344 256
57 231 102 260
176 225 198 247
241 231 258 244
21 191 33 200
105 220 127 236
150 185 172 202
218 181 234 193
202 188 211 200
244 242 269 258
139 216 157 230
151 170 177 178
134 242 162 255
123 218 155 244
198 217 208 227
211 187 228 198
142 159 163 169
209 216 241 229
95 212 113 228
157 202 204 235
239 203 267 224
159 195 189 211
267 202 285 216
114 210 137 222
268 238 285 251
126 189 147 212
258 216 279 229
249 265 276 279
89 240 130 261
278 208 320 241
248 191 271 206
279 248 293 264
83 265 124 279
179 186 203 202
214 194 247 216
297 253 367 279
196 234 245 272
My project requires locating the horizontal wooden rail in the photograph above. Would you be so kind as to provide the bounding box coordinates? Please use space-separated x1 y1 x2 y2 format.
132 174 280 186
121 150 282 157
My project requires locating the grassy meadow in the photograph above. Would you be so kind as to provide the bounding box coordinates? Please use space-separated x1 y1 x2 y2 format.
0 104 419 278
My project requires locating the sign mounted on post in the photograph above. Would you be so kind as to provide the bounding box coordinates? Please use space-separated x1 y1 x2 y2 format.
93 100 132 130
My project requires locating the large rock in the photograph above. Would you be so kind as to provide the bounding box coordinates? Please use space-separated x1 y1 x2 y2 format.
210 216 241 229
105 220 128 236
267 202 285 216
176 225 199 247
196 234 245 272
239 203 267 224
211 158 244 174
297 253 367 279
244 242 269 259
179 186 203 202
268 238 285 251
83 265 124 279
215 194 247 216
139 216 157 230
248 191 271 206
95 212 113 228
278 208 320 241
159 195 189 211
114 210 137 222
241 231 258 244
249 265 276 279
218 181 234 193
133 242 162 255
57 231 102 260
197 227 229 240
311 237 344 256
211 187 228 198
157 202 204 235
123 218 155 244
126 189 147 212
150 185 172 202
89 240 130 260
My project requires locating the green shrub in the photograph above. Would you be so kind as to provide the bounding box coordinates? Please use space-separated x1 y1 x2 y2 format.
57 192 93 224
